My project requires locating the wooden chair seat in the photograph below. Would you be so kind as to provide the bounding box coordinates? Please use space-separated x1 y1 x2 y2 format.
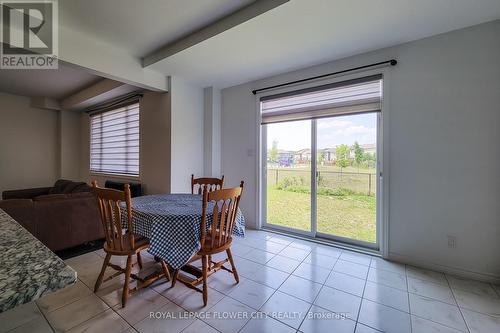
103 233 149 254
197 234 232 254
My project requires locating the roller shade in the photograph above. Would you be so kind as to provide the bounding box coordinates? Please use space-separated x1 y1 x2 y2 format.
90 103 140 176
260 75 382 124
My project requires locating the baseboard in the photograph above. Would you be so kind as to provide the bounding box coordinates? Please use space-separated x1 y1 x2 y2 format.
388 252 500 284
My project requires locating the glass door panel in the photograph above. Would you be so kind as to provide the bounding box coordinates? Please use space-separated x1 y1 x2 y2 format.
316 113 378 244
265 120 311 232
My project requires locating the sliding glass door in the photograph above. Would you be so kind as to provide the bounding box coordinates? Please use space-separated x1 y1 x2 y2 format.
261 75 382 248
315 113 378 245
265 120 312 234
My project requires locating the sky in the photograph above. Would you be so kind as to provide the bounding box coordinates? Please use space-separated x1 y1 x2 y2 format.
266 113 377 151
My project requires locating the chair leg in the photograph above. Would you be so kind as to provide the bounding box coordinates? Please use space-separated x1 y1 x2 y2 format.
122 255 133 308
201 255 208 306
94 253 111 292
208 255 212 270
136 252 143 269
161 261 171 281
226 248 239 283
171 270 179 288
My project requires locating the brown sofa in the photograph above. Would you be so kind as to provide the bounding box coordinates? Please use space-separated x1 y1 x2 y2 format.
0 179 104 251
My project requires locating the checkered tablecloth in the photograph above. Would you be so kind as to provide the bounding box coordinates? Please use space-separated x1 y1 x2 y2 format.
122 194 245 269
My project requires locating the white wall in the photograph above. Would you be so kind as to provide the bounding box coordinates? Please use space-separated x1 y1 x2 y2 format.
221 20 500 281
170 77 205 192
204 87 222 177
0 92 59 194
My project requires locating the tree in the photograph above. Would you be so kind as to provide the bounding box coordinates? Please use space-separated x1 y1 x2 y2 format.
335 144 350 178
317 150 325 165
269 140 279 163
353 141 364 171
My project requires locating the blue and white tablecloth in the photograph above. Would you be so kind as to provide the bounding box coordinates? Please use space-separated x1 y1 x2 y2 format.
123 194 245 269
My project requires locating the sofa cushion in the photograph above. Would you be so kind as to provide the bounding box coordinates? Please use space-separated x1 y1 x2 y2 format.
49 179 89 194
34 194 69 201
49 179 73 194
68 192 93 199
71 183 91 193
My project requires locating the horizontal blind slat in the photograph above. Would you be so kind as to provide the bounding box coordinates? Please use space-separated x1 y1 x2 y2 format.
90 102 140 176
261 78 382 123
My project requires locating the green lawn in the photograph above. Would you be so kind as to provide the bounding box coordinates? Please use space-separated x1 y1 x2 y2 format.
267 186 377 243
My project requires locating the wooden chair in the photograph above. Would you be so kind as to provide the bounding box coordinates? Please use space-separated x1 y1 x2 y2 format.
172 181 244 306
191 174 224 195
91 181 171 307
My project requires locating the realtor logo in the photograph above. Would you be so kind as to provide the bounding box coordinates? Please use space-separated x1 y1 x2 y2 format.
0 0 58 69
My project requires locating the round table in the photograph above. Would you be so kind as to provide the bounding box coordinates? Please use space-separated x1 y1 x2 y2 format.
125 194 245 269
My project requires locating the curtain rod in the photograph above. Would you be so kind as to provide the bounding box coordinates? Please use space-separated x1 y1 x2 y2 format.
252 59 397 95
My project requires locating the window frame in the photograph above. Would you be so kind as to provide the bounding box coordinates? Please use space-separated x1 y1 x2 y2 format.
89 102 140 178
256 68 391 257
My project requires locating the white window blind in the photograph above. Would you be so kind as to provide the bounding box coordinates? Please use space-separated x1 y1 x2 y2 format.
260 75 382 124
90 103 139 176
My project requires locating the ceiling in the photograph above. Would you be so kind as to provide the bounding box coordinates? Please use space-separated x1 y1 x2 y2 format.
0 63 102 99
1 0 499 97
58 0 500 89
59 0 254 57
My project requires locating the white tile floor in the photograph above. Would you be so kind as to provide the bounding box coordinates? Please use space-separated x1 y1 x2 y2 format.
2 229 500 333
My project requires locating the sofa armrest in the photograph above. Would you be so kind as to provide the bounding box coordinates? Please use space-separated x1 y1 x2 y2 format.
2 187 51 200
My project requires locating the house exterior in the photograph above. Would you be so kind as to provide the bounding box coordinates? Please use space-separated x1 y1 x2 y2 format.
293 149 311 163
360 143 376 155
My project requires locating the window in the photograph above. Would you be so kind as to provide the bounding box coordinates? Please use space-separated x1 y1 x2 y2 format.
90 103 140 176
261 75 382 248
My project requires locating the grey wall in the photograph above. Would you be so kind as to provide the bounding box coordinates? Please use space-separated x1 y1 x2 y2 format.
221 20 500 280
140 92 171 194
170 76 205 192
0 92 59 194
59 109 82 180
204 87 222 177
80 92 171 194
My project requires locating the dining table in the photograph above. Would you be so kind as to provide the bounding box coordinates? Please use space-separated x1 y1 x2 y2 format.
123 193 246 270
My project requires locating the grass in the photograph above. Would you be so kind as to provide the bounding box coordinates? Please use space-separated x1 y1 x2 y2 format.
266 186 377 243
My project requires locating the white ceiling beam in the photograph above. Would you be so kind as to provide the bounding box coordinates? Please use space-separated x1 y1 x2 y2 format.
59 26 168 92
60 79 138 111
142 0 289 67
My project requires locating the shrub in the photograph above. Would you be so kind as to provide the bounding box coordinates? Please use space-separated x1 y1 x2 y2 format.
277 177 356 197
276 176 306 190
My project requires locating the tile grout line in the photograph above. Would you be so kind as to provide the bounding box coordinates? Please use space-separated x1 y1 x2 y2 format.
405 263 413 333
58 231 498 333
406 269 474 333
33 301 56 333
263 238 416 331
292 252 341 332
195 233 301 333
252 240 315 332
354 257 371 332
445 274 472 333
237 237 336 332
492 282 500 298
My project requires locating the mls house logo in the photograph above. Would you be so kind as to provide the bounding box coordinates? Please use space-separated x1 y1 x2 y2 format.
0 0 58 69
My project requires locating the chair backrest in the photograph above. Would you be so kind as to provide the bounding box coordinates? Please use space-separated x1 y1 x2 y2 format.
91 181 135 252
200 181 244 252
191 174 224 195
